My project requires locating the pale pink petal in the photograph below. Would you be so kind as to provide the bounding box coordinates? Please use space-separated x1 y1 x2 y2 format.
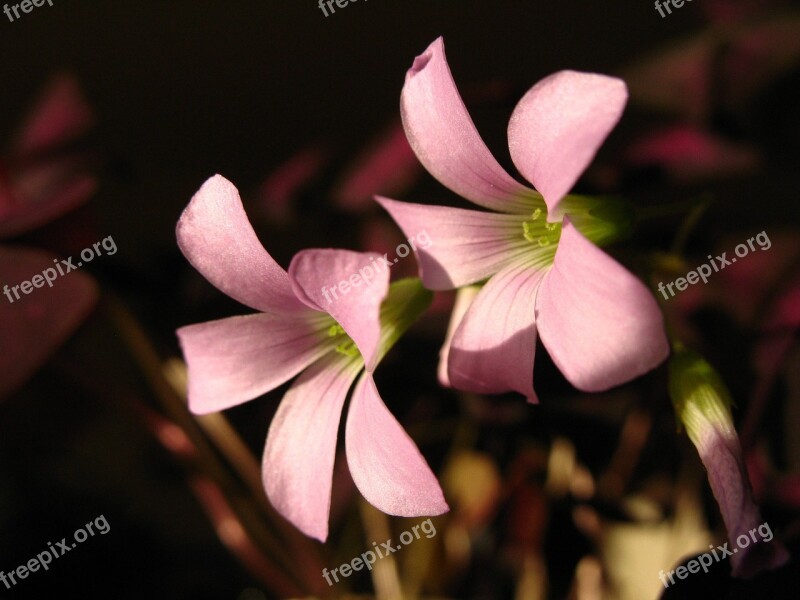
176 312 331 414
263 353 362 542
508 71 627 218
449 262 548 402
376 196 530 289
289 249 389 371
0 246 97 398
345 373 448 517
437 284 481 387
401 37 535 213
12 73 94 157
536 220 669 391
176 175 306 314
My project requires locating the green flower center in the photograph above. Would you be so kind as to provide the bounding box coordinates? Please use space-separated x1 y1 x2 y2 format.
327 324 360 358
521 207 562 247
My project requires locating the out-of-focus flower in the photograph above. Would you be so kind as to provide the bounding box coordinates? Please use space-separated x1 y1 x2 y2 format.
0 74 98 399
253 144 328 224
622 12 800 120
0 73 96 239
334 122 422 212
0 246 97 398
625 125 761 183
668 347 790 578
175 175 448 542
378 37 668 401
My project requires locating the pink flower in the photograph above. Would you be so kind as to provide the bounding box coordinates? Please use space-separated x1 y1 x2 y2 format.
176 175 448 541
378 38 669 401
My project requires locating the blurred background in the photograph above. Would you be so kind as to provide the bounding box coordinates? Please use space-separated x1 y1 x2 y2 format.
1 1 799 598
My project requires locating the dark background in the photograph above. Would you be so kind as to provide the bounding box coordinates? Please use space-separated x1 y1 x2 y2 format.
1 1 798 599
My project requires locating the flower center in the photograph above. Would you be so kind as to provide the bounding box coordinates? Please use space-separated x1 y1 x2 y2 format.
521 207 562 247
327 324 360 358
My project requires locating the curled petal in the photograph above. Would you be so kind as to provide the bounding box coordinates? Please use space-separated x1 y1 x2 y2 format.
289 249 389 371
176 175 306 314
508 71 627 218
449 262 547 402
345 373 448 517
177 312 331 414
401 37 535 213
536 220 669 391
263 354 362 542
0 246 97 398
376 196 530 289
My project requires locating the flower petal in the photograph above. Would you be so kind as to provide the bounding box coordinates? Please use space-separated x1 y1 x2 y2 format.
289 249 390 371
345 372 448 517
263 353 362 542
536 219 669 391
508 71 627 218
0 246 97 398
376 196 532 289
401 37 535 213
438 284 481 387
176 175 305 314
449 262 547 402
176 311 331 414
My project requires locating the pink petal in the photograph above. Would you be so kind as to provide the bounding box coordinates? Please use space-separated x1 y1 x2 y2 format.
288 249 389 371
401 37 535 213
176 312 331 414
345 373 448 517
262 354 362 542
536 220 669 391
437 284 481 387
12 73 94 157
449 262 547 402
692 423 790 577
176 175 306 314
507 71 627 218
0 246 97 398
376 196 529 290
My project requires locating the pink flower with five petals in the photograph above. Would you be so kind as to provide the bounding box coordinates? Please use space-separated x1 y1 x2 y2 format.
378 38 669 401
176 175 448 541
